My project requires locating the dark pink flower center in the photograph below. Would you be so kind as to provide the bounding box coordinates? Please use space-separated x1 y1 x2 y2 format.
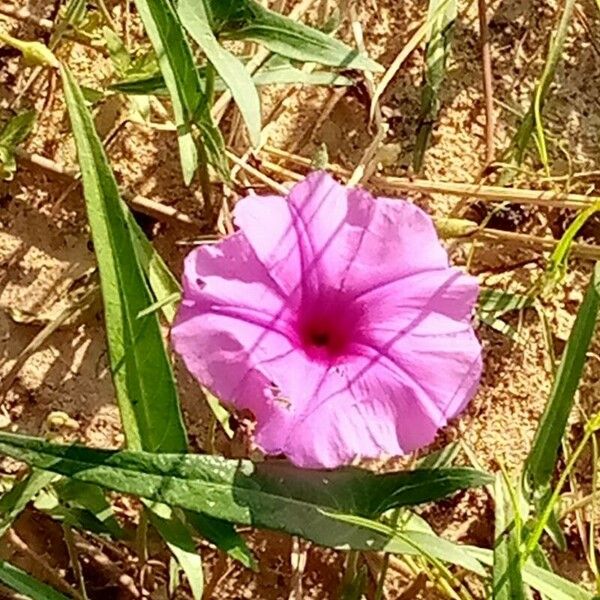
297 292 364 360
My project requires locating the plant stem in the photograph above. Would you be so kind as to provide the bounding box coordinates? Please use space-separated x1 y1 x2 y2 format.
197 61 216 220
374 510 401 600
137 509 149 563
205 61 216 108
522 417 600 563
63 524 89 600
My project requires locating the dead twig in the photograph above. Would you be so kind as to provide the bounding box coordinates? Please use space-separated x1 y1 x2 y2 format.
477 0 496 165
15 149 199 227
261 144 600 210
0 284 100 398
8 528 85 600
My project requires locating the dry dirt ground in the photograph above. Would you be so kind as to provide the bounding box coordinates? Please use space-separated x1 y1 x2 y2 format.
1 0 600 598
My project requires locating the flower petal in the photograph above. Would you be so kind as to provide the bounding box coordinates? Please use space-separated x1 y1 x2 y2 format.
172 232 298 418
234 172 449 302
279 355 441 468
357 267 482 421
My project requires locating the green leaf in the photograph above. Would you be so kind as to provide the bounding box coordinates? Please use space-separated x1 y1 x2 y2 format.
203 388 234 439
145 502 204 600
325 511 486 576
0 110 37 147
103 26 131 77
525 263 600 492
414 0 456 171
184 510 256 570
178 0 261 145
251 58 353 86
542 201 600 294
133 0 227 184
110 59 352 96
478 288 533 319
0 560 70 600
493 475 525 600
214 0 382 72
416 442 460 469
0 470 55 537
53 479 125 539
505 0 576 173
0 432 492 552
60 64 187 454
468 546 594 600
0 109 37 181
128 213 181 323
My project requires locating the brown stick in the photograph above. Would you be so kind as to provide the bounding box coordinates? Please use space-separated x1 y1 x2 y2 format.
15 150 198 227
477 0 495 165
8 528 85 600
261 145 600 210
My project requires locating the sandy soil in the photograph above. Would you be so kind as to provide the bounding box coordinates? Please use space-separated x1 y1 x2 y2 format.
1 0 600 597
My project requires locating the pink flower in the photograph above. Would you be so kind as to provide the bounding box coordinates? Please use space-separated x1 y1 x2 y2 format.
172 172 482 468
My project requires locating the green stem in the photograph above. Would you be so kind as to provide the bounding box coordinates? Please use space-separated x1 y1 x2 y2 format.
522 418 599 563
197 139 213 220
374 510 401 600
205 61 216 109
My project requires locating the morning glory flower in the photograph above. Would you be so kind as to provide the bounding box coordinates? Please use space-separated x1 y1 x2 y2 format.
172 172 482 468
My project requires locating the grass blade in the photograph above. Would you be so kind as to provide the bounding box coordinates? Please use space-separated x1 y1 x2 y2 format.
110 59 353 96
178 0 261 145
493 475 525 599
60 64 187 453
145 502 204 600
325 511 485 575
542 202 600 293
413 0 456 171
468 546 593 600
184 510 256 569
0 470 55 537
133 0 226 184
525 263 600 492
0 431 492 553
506 0 576 170
0 560 70 600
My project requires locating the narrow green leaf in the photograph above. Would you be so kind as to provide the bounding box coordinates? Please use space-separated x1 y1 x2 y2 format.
251 60 353 87
0 432 492 553
325 511 486 575
184 510 256 570
525 263 600 492
0 560 70 600
128 213 181 324
542 202 600 294
414 0 456 171
110 60 352 96
145 502 204 600
60 64 187 453
478 288 533 319
214 0 382 72
493 475 525 600
133 0 199 184
416 442 460 469
505 0 576 172
53 479 125 539
0 110 37 147
468 546 593 600
178 0 261 145
0 470 55 537
133 0 227 184
103 26 131 77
